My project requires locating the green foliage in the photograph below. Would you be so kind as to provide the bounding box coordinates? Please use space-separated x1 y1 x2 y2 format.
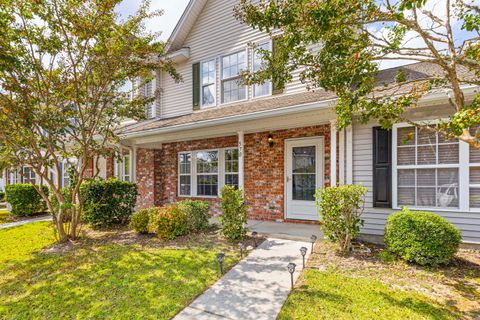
278 269 459 319
235 0 480 147
219 186 248 243
0 221 239 319
315 185 367 253
5 184 49 216
148 205 188 240
0 191 5 202
384 208 462 266
129 208 155 234
177 199 210 232
81 178 138 228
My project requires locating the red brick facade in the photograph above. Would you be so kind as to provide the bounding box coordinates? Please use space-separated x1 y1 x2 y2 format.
135 124 334 222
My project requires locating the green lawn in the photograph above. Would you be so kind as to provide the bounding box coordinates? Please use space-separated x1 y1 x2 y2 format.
0 209 10 224
0 222 238 319
278 269 460 320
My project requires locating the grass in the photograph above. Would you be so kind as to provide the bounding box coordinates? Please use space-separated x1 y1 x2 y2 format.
278 269 458 320
279 242 479 320
0 209 10 224
0 222 239 319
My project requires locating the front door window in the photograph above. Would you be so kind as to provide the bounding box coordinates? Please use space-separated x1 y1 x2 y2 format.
292 146 316 201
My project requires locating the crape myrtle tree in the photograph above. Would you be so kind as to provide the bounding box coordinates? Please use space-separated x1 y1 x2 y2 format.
0 0 179 241
235 0 480 147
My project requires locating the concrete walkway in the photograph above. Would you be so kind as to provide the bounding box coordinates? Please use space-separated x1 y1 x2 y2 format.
0 215 52 229
174 238 311 320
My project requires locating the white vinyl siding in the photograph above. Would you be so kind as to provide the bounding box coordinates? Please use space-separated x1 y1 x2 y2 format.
352 118 480 244
159 0 309 118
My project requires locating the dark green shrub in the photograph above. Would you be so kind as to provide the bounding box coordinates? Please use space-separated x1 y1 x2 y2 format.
130 208 154 234
0 191 5 202
5 184 49 216
315 185 367 253
219 186 247 242
81 178 138 228
177 199 210 232
148 205 188 240
384 208 462 266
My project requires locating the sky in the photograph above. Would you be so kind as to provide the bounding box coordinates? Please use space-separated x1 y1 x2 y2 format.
116 0 190 41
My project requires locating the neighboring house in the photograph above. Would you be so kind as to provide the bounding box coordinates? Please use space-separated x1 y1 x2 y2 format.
4 0 479 245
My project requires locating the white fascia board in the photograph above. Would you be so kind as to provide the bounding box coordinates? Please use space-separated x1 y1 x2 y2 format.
165 48 190 63
121 97 338 140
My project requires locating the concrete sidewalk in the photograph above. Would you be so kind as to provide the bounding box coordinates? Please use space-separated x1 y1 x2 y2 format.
174 238 311 320
0 215 52 229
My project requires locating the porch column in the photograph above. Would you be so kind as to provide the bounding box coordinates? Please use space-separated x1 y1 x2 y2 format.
132 145 137 182
330 120 337 187
339 128 345 185
238 131 245 190
346 125 353 184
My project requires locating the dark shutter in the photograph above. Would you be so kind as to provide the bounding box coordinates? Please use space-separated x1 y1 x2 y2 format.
373 127 392 208
192 62 200 110
271 37 284 95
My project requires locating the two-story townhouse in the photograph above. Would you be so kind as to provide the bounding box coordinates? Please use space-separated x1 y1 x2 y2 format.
112 0 480 245
4 0 479 245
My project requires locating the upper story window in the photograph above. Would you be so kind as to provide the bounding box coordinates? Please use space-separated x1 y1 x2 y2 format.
144 80 155 119
201 59 216 107
221 51 247 103
252 42 272 98
393 124 480 212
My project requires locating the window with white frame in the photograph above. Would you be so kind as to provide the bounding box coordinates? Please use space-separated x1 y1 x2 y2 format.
393 124 478 210
201 59 216 107
179 153 192 196
115 151 132 182
252 42 272 97
469 125 480 208
225 148 239 189
7 169 18 185
22 167 36 184
221 51 247 103
144 79 155 119
178 148 239 197
61 161 71 188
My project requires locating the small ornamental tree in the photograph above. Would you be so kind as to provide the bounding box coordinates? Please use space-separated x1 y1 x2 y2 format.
0 0 179 241
235 0 480 148
315 185 367 253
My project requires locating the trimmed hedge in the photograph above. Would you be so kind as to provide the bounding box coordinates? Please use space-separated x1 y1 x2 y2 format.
148 205 188 240
177 199 210 232
130 208 154 234
5 184 49 216
384 208 462 266
81 178 138 228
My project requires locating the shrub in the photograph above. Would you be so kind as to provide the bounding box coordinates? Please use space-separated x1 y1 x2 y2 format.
130 208 154 234
5 184 49 216
177 199 210 232
384 208 461 266
315 185 367 253
219 186 247 243
148 205 188 240
81 178 138 228
0 191 5 202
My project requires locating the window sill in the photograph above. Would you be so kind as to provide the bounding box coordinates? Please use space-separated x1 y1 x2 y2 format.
177 195 218 199
393 206 480 214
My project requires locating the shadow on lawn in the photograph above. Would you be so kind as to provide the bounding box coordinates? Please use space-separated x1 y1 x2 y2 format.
0 242 236 320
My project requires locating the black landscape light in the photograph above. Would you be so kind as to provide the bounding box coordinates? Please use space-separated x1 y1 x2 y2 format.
300 246 307 269
251 231 258 246
217 253 225 274
287 263 296 289
238 241 246 259
310 235 317 253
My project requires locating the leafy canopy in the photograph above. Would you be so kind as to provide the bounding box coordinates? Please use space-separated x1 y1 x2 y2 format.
235 0 480 147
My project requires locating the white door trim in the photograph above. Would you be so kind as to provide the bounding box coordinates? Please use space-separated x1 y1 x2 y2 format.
284 136 324 221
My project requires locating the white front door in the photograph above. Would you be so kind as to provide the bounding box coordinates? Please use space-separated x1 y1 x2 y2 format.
285 137 324 221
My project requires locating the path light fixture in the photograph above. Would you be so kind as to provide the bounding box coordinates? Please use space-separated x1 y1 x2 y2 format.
251 231 258 246
238 242 246 259
300 246 308 269
310 235 317 253
287 263 296 289
217 253 225 274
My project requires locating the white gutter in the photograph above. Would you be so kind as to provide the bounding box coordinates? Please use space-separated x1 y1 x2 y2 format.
121 97 338 139
122 85 479 140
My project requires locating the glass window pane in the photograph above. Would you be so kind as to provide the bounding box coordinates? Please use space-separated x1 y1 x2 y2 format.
397 127 415 146
196 151 218 173
202 84 215 106
292 174 316 201
417 145 436 165
437 169 459 208
225 149 239 173
438 144 459 164
197 175 218 196
225 174 239 189
179 176 191 196
222 79 245 103
398 169 415 186
470 188 480 208
397 146 415 165
398 187 415 206
417 187 436 207
254 81 271 97
417 169 435 186
179 153 191 174
293 146 316 173
471 167 480 185
417 127 436 145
